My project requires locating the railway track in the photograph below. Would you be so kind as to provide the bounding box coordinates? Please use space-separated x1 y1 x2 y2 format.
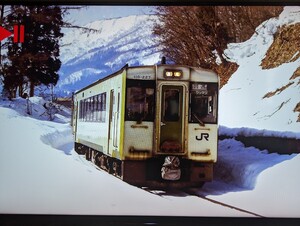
182 188 264 218
142 187 265 218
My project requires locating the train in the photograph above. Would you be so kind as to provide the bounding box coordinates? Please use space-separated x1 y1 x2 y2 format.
72 63 219 188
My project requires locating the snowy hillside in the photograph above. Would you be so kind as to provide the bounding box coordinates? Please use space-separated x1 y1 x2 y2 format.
58 15 161 96
219 7 300 133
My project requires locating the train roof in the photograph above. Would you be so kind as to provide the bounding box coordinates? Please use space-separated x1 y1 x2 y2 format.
74 64 218 95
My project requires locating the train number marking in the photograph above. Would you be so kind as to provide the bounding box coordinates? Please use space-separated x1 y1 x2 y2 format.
196 133 209 141
133 74 152 80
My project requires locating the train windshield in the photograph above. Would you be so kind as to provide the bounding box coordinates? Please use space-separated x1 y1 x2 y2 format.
190 82 218 124
125 80 155 122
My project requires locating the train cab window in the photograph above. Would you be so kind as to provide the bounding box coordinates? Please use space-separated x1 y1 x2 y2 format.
190 82 218 124
125 80 155 122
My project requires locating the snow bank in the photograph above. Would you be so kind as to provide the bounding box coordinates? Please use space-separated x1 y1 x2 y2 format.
200 138 300 217
0 97 71 123
215 139 295 189
40 126 74 155
219 125 300 139
202 138 300 217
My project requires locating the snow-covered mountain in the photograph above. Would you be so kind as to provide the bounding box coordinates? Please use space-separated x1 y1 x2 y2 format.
57 8 300 133
58 15 162 96
219 6 300 133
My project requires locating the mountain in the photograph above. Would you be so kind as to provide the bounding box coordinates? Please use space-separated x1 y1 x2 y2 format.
58 8 300 133
57 15 162 96
219 6 300 133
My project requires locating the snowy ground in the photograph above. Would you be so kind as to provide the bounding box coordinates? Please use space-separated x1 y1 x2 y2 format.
0 98 300 218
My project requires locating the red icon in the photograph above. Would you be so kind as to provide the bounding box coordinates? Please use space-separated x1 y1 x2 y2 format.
0 25 24 43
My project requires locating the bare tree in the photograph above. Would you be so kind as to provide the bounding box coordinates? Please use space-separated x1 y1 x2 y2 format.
154 6 283 87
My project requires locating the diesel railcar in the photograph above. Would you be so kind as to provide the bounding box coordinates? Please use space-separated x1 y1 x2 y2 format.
72 64 219 188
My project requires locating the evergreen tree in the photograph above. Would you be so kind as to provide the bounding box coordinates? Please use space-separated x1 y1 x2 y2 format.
23 5 63 97
1 5 63 98
1 5 27 98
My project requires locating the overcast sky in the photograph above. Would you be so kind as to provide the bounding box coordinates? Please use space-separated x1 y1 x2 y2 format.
64 6 156 26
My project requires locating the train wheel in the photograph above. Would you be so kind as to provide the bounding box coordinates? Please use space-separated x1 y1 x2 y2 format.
112 160 122 177
91 150 96 163
107 158 113 174
100 155 108 171
86 148 91 161
94 152 102 168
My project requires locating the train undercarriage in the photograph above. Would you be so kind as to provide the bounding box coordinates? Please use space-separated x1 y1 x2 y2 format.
75 142 212 189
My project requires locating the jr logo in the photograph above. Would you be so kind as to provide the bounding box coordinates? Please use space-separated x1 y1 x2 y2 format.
196 133 209 141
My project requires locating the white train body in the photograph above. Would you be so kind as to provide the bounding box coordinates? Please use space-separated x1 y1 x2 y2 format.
72 64 219 187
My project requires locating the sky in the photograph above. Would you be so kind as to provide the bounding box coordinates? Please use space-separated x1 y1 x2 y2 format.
64 6 156 26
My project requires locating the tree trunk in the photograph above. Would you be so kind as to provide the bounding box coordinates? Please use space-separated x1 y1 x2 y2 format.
30 82 35 97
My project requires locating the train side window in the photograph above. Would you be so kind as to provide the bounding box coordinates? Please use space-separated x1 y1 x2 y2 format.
88 97 92 121
96 94 101 121
92 96 97 122
78 100 82 121
84 99 88 121
102 93 106 122
189 82 218 124
125 80 155 122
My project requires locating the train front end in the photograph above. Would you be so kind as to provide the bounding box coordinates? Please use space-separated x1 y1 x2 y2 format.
122 65 219 188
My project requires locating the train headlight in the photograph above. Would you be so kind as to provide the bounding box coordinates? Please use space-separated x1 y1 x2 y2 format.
164 70 183 78
174 71 182 77
165 71 173 77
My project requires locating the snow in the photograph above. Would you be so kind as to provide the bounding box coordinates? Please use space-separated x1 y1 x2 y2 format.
60 15 160 64
57 14 161 96
201 139 300 217
219 6 300 133
59 68 104 86
1 6 300 219
0 99 248 216
1 97 300 217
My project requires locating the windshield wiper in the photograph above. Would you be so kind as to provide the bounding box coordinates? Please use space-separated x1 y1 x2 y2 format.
192 113 205 127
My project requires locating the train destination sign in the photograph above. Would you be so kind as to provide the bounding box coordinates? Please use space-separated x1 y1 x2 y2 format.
191 83 208 95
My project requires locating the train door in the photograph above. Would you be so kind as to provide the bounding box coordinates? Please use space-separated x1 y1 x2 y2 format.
158 85 185 153
108 89 120 154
